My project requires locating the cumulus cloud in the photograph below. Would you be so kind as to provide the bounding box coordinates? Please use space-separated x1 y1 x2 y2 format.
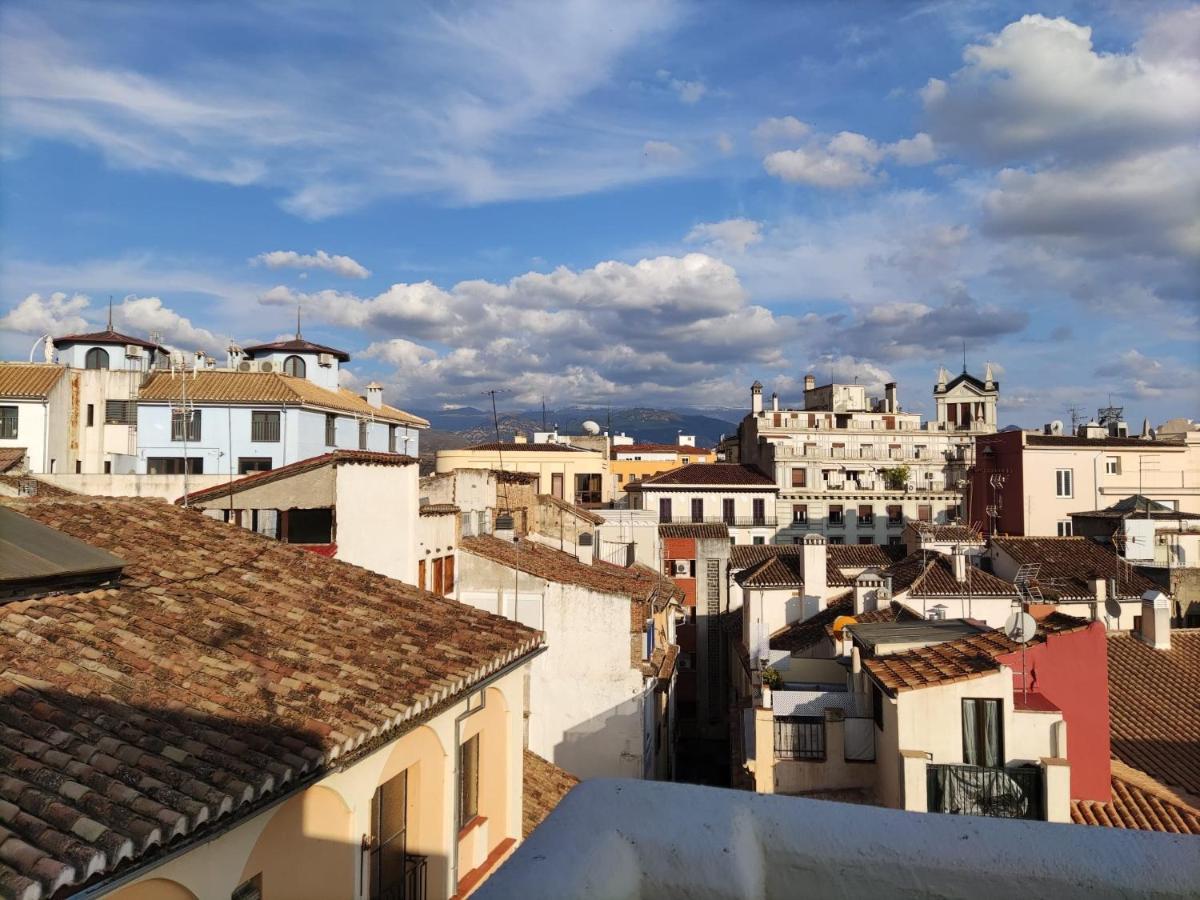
1093 349 1200 400
115 296 227 355
251 249 370 279
763 129 940 187
752 116 811 146
684 218 763 253
643 140 685 165
0 292 90 334
657 69 707 104
715 132 735 155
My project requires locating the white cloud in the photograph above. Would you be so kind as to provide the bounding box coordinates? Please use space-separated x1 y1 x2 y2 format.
657 70 707 104
643 140 685 165
684 218 763 253
252 249 370 279
1093 349 1200 401
763 145 877 188
0 292 89 334
715 132 735 155
115 296 227 355
752 115 810 145
890 131 938 165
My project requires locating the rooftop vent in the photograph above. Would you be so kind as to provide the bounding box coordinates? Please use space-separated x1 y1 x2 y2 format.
0 507 125 602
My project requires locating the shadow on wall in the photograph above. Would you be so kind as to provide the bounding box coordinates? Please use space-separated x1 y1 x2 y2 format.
552 695 650 782
2 691 447 900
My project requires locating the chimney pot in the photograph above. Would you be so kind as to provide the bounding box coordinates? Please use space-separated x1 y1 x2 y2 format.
1139 591 1171 650
804 374 816 391
365 382 383 409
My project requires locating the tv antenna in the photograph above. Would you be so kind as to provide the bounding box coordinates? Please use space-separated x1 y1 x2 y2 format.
169 352 197 506
482 388 513 523
1066 405 1084 435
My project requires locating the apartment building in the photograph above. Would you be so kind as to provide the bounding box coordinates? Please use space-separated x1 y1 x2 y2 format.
627 462 779 544
611 437 714 496
436 440 612 506
0 495 545 899
739 368 997 546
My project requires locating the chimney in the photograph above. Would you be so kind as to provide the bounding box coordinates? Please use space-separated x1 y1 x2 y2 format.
513 434 528 444
677 434 696 447
576 531 595 565
952 546 967 583
751 380 764 415
1139 590 1171 650
853 571 882 615
771 392 780 412
885 382 899 413
1089 575 1107 608
365 382 383 409
494 511 517 543
804 374 816 392
798 532 827 602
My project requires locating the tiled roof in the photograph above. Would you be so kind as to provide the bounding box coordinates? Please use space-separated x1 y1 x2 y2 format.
658 522 729 539
730 544 804 570
864 614 1091 696
0 448 27 473
521 750 578 838
1071 495 1200 521
613 443 711 456
1072 760 1200 835
769 595 918 653
632 463 776 488
0 497 540 898
491 470 541 484
0 364 65 400
464 442 588 453
0 475 76 499
1107 630 1200 800
138 371 429 427
53 329 160 350
180 451 417 505
990 537 1159 600
418 503 460 516
885 551 1018 598
241 337 350 362
827 544 907 569
909 524 984 543
538 494 605 525
1026 434 1180 449
736 555 803 588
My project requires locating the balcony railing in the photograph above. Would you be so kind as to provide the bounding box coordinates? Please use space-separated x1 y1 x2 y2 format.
775 717 825 760
926 763 1043 820
664 516 778 527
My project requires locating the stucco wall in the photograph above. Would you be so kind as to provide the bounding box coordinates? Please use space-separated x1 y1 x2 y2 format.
0 398 49 472
435 448 611 503
335 461 419 583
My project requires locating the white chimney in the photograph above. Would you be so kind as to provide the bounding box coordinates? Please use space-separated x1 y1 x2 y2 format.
854 570 882 615
1139 590 1171 650
804 374 816 392
952 546 967 583
885 382 899 413
798 532 827 603
751 381 763 415
677 434 696 447
576 532 595 565
772 392 780 412
366 382 383 409
1089 576 1107 608
513 434 527 444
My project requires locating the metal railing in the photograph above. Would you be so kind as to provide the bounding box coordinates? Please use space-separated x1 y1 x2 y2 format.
774 717 825 760
926 763 1043 820
663 516 778 527
251 413 281 442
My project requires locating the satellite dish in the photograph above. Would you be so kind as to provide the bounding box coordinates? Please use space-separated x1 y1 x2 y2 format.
1105 597 1122 620
1050 420 1064 435
1004 611 1038 644
832 615 857 640
582 420 601 435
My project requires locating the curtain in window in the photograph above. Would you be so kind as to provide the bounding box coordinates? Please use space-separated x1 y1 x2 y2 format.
962 699 978 765
982 699 1001 768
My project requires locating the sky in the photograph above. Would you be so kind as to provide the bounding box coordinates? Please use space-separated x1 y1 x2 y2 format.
1 0 1197 426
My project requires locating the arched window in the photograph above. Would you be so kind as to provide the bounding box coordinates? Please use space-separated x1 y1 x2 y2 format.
84 347 110 370
283 355 306 378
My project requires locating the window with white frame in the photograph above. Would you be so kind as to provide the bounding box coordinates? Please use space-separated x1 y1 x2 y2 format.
1057 520 1073 536
1105 456 1120 475
1055 468 1073 498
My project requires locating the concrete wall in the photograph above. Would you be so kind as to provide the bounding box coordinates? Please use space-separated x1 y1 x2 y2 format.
44 472 231 500
636 486 778 544
0 398 49 472
772 713 878 796
107 669 526 900
335 461 419 584
435 448 611 504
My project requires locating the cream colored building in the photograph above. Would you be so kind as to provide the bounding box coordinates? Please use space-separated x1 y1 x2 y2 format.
436 440 612 506
740 369 997 546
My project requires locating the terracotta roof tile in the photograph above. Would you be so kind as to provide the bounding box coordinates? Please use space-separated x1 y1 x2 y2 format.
538 494 605 525
241 338 350 361
864 614 1091 695
52 329 160 350
633 463 776 488
827 544 907 568
612 443 712 456
521 750 578 838
0 497 541 896
180 451 417 505
1107 630 1200 800
729 544 804 570
769 595 917 654
885 552 1018 598
418 503 460 517
1072 761 1200 835
0 364 65 400
910 524 984 543
138 371 429 428
658 522 729 540
465 442 588 453
736 555 803 588
991 537 1159 600
0 448 27 473
0 475 76 499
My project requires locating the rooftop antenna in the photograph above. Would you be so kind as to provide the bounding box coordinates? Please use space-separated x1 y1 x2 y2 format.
483 388 513 518
961 338 967 375
295 303 303 340
107 296 114 331
541 395 547 431
1067 405 1084 435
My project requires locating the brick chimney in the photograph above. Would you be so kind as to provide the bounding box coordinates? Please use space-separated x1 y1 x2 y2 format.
1139 590 1171 650
365 382 383 409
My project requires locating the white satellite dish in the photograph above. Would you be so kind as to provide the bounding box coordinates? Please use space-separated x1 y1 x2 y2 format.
582 420 601 435
1003 611 1038 644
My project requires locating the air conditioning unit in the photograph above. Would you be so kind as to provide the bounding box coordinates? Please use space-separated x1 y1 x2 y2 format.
318 353 335 367
237 360 253 373
259 361 274 373
124 344 143 358
673 561 689 576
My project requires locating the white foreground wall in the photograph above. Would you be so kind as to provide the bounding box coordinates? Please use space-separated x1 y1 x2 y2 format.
334 461 419 583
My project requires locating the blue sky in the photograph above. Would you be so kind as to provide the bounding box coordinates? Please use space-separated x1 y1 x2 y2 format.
1 0 1197 426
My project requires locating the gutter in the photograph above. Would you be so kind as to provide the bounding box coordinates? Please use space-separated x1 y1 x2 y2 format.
73 643 545 900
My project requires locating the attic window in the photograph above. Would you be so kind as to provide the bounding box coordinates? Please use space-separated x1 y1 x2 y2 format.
283 355 306 378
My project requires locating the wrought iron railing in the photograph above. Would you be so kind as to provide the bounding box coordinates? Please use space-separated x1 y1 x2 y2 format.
774 717 825 760
926 763 1043 820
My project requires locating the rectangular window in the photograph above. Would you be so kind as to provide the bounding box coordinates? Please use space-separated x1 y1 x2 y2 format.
325 413 337 446
887 535 902 546
105 400 136 424
1105 456 1120 475
1055 468 1073 498
886 504 903 524
238 457 272 474
691 498 704 522
752 498 766 525
752 536 765 545
828 536 845 545
104 461 111 474
459 735 480 829
829 504 844 526
790 467 806 488
722 498 735 524
0 406 17 440
389 425 398 453
86 404 94 427
792 503 807 524
170 410 201 442
858 504 874 526
659 498 672 523
858 537 874 545
443 554 455 596
1057 520 1073 537
962 698 1003 767
284 508 334 544
358 420 368 450
575 473 602 504
369 770 408 900
918 504 932 522
251 411 281 442
146 456 204 475
551 472 564 499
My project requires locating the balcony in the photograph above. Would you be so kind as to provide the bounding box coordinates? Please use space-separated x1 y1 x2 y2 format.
926 763 1043 820
774 717 825 760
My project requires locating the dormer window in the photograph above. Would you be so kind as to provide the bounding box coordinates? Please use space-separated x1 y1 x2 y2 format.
85 347 110 370
283 355 306 378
